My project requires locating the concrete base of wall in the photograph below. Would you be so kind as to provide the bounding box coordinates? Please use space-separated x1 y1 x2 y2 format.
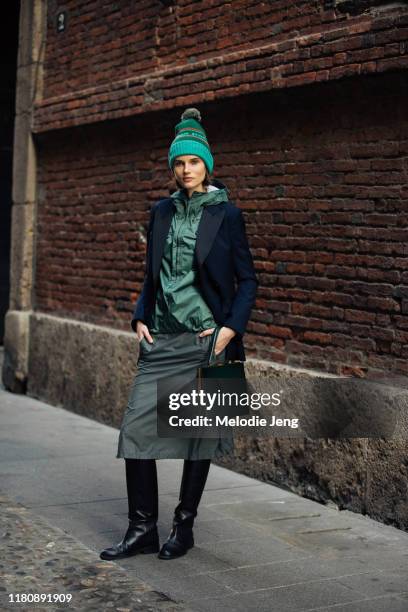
217 436 408 530
2 310 30 393
2 311 408 530
217 359 408 531
24 312 139 426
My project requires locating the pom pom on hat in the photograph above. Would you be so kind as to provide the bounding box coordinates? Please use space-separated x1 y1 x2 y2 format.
180 108 202 122
168 107 213 174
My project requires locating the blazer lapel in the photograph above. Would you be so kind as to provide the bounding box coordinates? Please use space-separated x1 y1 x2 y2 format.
151 199 175 290
195 205 226 267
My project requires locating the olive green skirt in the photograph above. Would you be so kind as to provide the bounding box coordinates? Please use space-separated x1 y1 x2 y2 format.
116 332 234 460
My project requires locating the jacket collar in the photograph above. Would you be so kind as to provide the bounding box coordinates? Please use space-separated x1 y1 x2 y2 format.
158 180 229 215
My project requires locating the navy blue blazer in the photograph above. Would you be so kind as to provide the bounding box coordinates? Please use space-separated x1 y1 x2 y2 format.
131 180 258 362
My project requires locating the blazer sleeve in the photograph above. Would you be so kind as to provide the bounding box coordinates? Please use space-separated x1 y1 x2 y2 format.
131 203 157 331
223 207 258 338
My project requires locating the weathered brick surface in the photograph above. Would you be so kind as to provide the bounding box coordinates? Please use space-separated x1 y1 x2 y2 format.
34 1 408 132
35 71 408 378
43 1 336 96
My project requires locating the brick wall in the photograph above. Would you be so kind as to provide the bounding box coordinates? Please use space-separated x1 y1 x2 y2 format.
36 1 408 131
35 70 408 378
44 0 339 97
35 118 163 327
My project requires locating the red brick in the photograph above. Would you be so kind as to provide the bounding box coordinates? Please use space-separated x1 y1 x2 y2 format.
367 297 400 312
267 325 293 339
341 365 367 378
303 331 331 344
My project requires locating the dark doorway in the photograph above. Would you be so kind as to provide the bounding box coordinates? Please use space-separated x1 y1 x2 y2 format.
0 2 20 343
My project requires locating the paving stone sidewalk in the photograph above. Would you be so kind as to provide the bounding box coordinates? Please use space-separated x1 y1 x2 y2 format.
1 380 408 612
0 492 186 612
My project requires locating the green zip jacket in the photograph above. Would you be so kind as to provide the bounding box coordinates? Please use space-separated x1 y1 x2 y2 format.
150 184 230 333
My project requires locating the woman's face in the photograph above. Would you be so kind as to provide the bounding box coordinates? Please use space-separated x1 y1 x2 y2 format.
173 155 207 193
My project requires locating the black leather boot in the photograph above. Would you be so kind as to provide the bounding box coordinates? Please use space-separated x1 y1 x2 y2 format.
158 459 211 560
100 459 159 560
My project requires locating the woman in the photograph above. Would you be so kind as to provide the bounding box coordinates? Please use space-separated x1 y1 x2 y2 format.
100 108 258 562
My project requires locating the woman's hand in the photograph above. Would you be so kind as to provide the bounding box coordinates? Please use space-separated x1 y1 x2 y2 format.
136 320 153 344
199 326 236 355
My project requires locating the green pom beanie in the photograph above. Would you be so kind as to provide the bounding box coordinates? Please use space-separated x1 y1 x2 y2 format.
168 108 214 174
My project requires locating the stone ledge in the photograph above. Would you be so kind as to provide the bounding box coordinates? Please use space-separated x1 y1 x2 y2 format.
26 311 139 426
220 347 408 531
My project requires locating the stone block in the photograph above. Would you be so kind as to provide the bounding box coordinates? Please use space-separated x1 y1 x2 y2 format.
2 309 30 393
27 312 139 428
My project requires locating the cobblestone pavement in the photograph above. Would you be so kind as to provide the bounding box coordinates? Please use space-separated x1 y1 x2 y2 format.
0 493 187 612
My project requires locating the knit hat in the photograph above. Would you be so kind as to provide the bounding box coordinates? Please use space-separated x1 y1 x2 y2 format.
168 108 214 174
